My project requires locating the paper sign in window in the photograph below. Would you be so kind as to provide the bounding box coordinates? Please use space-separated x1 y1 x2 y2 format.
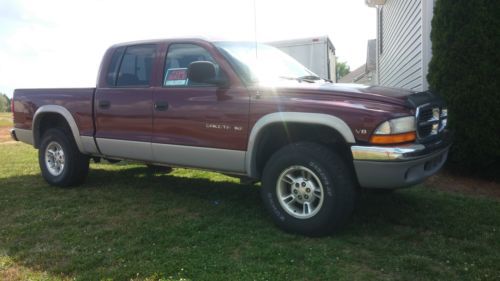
164 68 188 86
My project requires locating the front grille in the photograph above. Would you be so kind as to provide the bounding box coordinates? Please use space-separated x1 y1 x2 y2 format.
418 108 433 121
416 104 447 141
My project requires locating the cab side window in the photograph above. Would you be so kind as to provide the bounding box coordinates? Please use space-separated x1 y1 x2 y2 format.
164 43 224 87
116 44 156 87
106 47 125 87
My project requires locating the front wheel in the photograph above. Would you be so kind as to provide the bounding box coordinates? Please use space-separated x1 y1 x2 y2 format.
39 128 90 187
261 142 356 236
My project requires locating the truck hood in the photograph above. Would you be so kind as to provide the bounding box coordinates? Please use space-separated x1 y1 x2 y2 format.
267 82 424 107
318 83 415 106
312 83 421 107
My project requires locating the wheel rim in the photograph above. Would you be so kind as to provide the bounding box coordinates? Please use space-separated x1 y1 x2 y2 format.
276 165 325 219
45 141 65 176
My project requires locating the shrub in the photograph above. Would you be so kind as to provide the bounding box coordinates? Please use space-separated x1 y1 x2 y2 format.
428 0 500 177
0 93 10 112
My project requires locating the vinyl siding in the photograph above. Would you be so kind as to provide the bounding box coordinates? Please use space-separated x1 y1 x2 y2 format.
378 0 423 91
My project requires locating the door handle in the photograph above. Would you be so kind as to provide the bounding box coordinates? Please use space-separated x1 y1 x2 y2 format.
98 100 111 109
154 101 169 111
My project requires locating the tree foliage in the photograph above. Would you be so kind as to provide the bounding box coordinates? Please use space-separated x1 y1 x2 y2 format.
428 0 500 176
336 58 350 81
0 93 10 112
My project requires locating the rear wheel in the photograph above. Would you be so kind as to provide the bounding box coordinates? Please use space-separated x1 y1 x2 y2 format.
261 142 356 236
39 128 89 187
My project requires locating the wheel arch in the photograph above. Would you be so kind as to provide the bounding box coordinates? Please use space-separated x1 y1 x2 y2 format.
246 112 356 178
33 105 85 153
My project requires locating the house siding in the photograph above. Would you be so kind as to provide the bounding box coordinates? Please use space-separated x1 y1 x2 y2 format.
377 0 424 91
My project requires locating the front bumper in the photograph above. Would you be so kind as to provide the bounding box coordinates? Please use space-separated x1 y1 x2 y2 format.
351 131 451 189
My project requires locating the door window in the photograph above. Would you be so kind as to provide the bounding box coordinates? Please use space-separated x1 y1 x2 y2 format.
164 44 224 87
116 44 156 87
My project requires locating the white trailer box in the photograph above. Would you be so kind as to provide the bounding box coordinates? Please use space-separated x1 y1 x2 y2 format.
268 36 337 82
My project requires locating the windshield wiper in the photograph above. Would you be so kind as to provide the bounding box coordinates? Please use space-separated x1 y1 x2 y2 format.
297 75 322 81
279 75 321 83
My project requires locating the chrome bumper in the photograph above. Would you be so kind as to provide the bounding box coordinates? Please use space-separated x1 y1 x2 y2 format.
350 131 452 189
351 144 426 161
351 130 452 162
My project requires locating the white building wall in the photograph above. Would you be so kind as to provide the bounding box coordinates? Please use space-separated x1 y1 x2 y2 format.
375 0 434 91
421 0 435 90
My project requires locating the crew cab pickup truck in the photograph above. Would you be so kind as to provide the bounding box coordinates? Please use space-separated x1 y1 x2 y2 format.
11 38 451 236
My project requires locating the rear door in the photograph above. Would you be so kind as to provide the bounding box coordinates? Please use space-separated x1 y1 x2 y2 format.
94 44 158 161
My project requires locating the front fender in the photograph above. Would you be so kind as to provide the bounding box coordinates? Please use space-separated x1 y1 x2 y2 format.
245 112 355 178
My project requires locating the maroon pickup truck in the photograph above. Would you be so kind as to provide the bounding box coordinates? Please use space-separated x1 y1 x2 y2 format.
11 38 451 235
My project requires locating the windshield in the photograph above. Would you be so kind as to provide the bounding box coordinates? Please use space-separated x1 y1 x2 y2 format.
214 42 317 84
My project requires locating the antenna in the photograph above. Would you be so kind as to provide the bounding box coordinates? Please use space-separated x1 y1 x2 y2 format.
253 0 258 59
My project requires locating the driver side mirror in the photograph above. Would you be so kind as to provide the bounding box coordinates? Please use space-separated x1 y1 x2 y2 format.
187 61 228 87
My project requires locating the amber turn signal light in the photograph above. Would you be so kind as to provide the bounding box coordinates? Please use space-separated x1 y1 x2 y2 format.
370 132 416 144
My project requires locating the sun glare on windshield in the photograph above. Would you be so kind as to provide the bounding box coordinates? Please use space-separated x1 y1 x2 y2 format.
215 42 317 83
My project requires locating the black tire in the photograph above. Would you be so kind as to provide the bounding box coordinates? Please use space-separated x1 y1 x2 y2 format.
261 142 356 236
38 128 89 187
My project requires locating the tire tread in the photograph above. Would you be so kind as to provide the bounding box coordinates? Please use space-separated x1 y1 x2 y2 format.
38 127 89 187
261 142 356 236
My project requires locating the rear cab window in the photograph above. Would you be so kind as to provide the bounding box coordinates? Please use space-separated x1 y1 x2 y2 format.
163 43 225 87
106 44 156 87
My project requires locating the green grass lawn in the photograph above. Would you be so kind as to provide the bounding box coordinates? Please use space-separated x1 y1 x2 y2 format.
0 142 499 281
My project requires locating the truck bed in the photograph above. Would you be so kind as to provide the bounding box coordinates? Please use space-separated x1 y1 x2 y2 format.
13 88 96 136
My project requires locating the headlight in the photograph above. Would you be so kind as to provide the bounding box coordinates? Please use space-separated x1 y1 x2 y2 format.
370 116 416 144
374 116 416 134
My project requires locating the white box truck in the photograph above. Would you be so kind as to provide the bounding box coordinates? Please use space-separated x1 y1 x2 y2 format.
268 36 337 82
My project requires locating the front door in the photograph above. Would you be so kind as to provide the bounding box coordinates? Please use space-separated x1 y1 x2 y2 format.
95 44 158 161
152 42 250 172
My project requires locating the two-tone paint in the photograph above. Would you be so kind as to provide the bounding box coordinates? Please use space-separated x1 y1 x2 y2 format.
12 38 449 187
